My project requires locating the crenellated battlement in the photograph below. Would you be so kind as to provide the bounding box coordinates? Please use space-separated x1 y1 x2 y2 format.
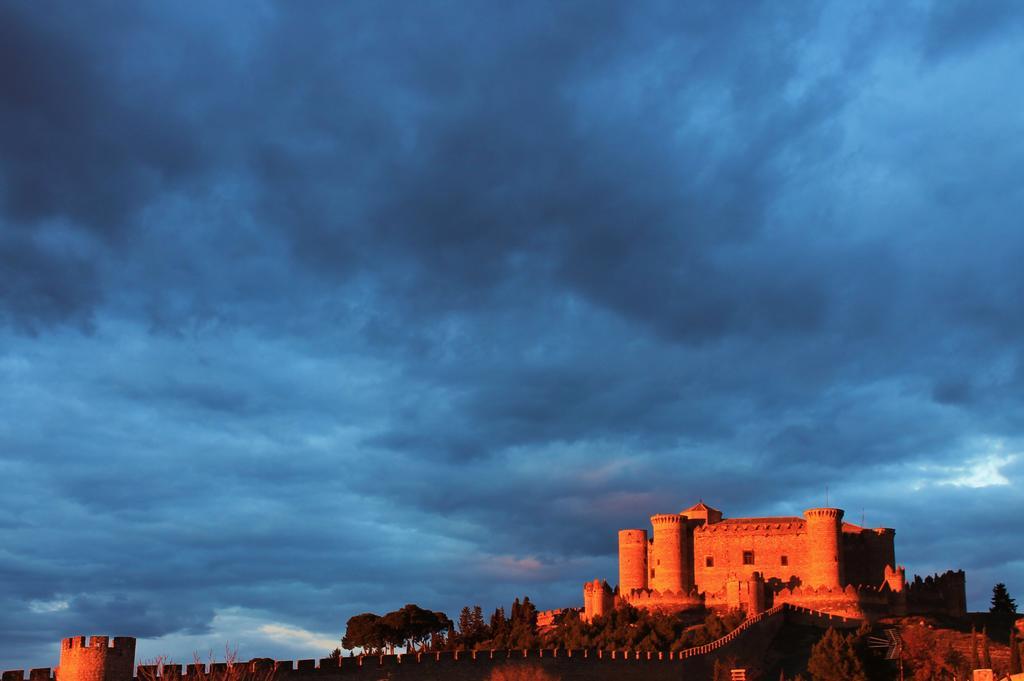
61 639 134 653
649 514 682 525
57 634 136 681
2 669 55 681
803 507 844 520
623 587 702 602
5 605 875 681
694 521 804 534
904 569 967 617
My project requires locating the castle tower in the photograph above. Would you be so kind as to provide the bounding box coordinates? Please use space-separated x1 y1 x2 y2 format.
649 514 691 593
582 579 613 622
618 529 648 594
803 508 845 588
57 637 136 681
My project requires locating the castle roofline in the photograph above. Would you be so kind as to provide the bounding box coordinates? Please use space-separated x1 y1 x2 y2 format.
718 516 804 525
681 501 720 514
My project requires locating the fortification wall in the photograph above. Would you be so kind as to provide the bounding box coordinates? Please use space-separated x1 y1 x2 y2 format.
693 521 807 594
772 584 890 621
842 528 895 588
906 570 967 617
3 604 864 681
622 588 704 615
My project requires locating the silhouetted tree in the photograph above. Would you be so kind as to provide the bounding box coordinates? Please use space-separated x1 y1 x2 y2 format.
342 613 386 654
343 605 451 655
455 605 489 649
382 604 453 652
490 606 509 646
807 628 867 681
508 597 539 649
992 583 1019 614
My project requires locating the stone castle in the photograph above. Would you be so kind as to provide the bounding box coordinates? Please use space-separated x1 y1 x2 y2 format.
582 501 967 622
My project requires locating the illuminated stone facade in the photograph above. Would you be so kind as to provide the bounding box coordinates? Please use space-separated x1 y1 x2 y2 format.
583 501 966 622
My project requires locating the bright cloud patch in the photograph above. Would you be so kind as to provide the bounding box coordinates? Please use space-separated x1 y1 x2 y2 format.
939 454 1016 488
29 599 69 614
257 624 339 652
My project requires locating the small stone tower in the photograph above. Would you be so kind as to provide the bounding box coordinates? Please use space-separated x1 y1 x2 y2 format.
803 507 845 588
582 579 614 622
56 637 135 681
618 529 648 594
649 514 690 592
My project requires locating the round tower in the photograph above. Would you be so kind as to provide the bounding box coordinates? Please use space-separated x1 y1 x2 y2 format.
803 508 845 588
649 514 690 593
618 529 648 594
57 637 136 681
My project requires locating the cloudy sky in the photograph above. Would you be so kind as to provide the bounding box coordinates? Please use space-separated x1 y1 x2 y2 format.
3 0 1023 669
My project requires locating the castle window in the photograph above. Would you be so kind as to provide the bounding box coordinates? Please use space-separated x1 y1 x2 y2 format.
705 556 714 568
743 550 754 565
781 555 789 566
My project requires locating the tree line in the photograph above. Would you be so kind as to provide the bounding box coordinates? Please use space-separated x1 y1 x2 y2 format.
340 595 744 655
338 583 1023 679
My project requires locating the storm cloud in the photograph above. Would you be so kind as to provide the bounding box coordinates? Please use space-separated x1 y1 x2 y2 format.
2 0 1023 669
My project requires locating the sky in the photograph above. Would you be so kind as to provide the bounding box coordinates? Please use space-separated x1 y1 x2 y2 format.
2 0 1023 670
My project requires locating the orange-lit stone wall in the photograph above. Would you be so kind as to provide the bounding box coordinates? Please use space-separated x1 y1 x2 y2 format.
618 529 648 594
802 508 844 589
649 515 688 592
56 637 135 681
692 521 807 595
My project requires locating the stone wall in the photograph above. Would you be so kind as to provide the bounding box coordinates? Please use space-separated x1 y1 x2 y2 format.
3 606 816 681
693 520 807 594
842 527 895 588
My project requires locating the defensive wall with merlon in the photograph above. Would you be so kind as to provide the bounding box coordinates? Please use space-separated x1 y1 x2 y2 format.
3 606 863 681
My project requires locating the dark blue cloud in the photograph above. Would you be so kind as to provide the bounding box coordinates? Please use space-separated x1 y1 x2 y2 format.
2 0 1023 670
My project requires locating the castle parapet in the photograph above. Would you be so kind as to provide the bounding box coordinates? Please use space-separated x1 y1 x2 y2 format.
57 636 135 681
905 570 967 617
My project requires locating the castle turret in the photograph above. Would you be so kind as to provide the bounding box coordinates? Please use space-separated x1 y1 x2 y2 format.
803 507 845 588
618 529 648 594
56 637 135 681
582 579 613 622
650 514 691 593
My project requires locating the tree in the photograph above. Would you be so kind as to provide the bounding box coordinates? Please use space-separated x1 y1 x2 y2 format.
508 597 539 649
455 605 490 648
343 605 451 655
342 613 386 654
991 583 1019 614
490 606 509 647
807 628 868 681
382 604 453 652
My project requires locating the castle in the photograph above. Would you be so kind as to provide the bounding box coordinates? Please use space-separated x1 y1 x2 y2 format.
582 501 967 622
